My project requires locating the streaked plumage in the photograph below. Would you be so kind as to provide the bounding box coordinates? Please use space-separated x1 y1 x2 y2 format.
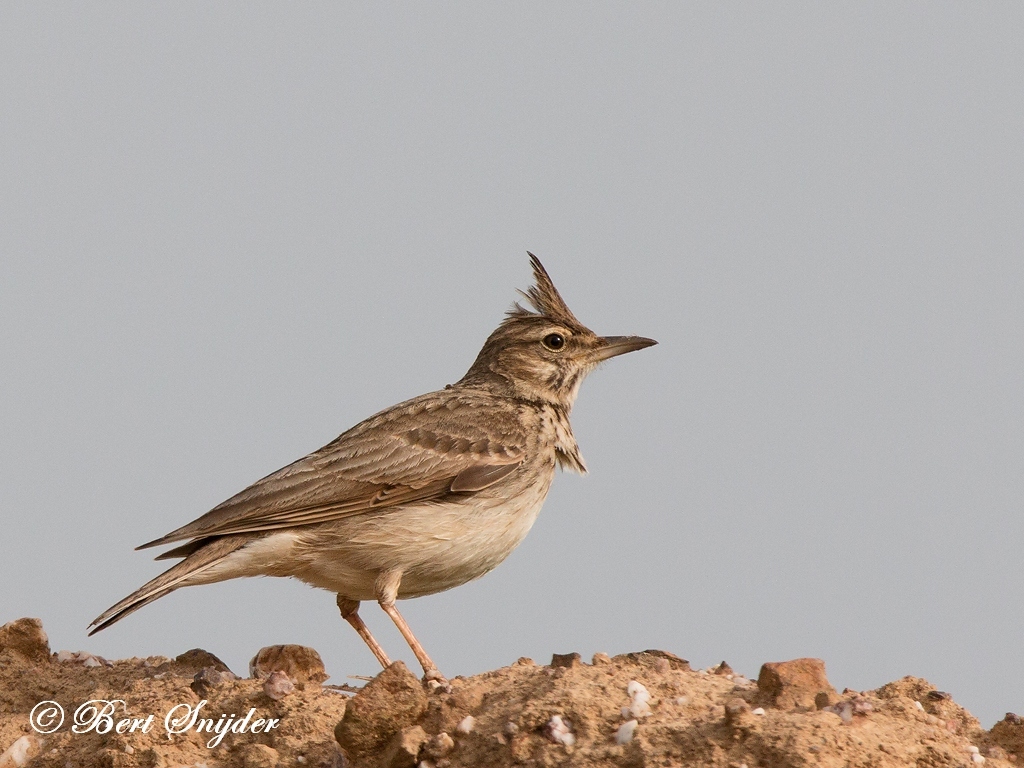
90 254 655 682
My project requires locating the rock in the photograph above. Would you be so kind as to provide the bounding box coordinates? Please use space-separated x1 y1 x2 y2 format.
545 715 575 747
263 670 296 700
712 661 733 676
55 650 110 667
616 719 639 745
250 644 328 684
334 661 427 759
0 618 49 664
422 732 454 760
613 649 690 671
173 648 232 676
191 665 239 697
815 690 840 709
380 725 428 768
0 735 39 768
757 658 835 710
550 652 582 668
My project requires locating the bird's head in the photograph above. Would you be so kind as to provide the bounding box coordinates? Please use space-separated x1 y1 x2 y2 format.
458 254 656 409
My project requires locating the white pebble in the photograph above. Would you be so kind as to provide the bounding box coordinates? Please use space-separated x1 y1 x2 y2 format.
972 754 986 764
630 700 652 718
456 715 476 735
546 715 575 747
627 681 649 700
620 706 631 719
0 736 35 768
625 680 652 718
915 700 925 711
123 745 134 755
968 746 980 754
751 707 766 716
615 719 638 745
673 696 690 706
263 670 295 700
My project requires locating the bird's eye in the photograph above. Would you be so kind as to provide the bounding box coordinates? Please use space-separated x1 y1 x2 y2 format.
542 333 566 351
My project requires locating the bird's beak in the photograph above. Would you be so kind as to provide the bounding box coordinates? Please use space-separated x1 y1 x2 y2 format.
590 335 658 362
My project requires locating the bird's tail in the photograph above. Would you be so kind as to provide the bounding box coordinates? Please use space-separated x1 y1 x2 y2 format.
88 534 255 635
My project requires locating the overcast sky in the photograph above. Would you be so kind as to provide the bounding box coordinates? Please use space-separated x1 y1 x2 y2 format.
1 4 1022 727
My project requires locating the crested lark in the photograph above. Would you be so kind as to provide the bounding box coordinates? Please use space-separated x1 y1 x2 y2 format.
90 254 656 682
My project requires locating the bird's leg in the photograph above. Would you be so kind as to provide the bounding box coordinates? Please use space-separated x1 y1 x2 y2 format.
336 595 392 669
375 570 447 685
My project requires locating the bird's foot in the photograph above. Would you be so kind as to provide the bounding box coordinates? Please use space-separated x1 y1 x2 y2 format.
424 668 452 693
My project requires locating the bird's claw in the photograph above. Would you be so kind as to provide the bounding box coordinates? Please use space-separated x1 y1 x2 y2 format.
424 669 452 693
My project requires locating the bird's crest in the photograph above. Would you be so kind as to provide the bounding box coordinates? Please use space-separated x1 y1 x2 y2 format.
507 253 583 327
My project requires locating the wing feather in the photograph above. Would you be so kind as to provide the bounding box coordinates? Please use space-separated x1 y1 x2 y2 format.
138 390 526 550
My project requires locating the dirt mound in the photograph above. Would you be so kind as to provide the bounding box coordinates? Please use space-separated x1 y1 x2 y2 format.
2 617 1022 767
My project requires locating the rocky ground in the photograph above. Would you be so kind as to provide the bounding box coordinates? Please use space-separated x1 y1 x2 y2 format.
2 617 1023 768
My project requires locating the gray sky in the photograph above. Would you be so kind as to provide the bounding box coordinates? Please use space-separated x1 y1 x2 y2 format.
2 4 1022 727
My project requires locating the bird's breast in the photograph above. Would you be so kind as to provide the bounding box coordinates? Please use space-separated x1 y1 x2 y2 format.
292 458 557 600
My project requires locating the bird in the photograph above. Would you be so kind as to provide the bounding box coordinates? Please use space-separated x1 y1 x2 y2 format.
90 254 656 684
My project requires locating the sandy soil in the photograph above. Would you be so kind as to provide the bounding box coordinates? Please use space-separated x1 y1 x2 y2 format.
2 617 1022 768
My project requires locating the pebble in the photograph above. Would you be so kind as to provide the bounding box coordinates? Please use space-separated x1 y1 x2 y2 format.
751 707 766 716
972 755 986 764
55 650 110 667
672 696 690 706
915 701 925 711
423 732 455 759
262 670 295 700
249 644 327 684
546 715 575 747
123 745 134 755
624 681 652 718
191 666 239 697
455 716 476 735
0 735 36 768
824 702 854 724
852 698 873 715
616 719 638 745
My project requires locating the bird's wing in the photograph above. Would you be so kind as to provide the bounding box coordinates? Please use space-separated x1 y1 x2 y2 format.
138 391 527 549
